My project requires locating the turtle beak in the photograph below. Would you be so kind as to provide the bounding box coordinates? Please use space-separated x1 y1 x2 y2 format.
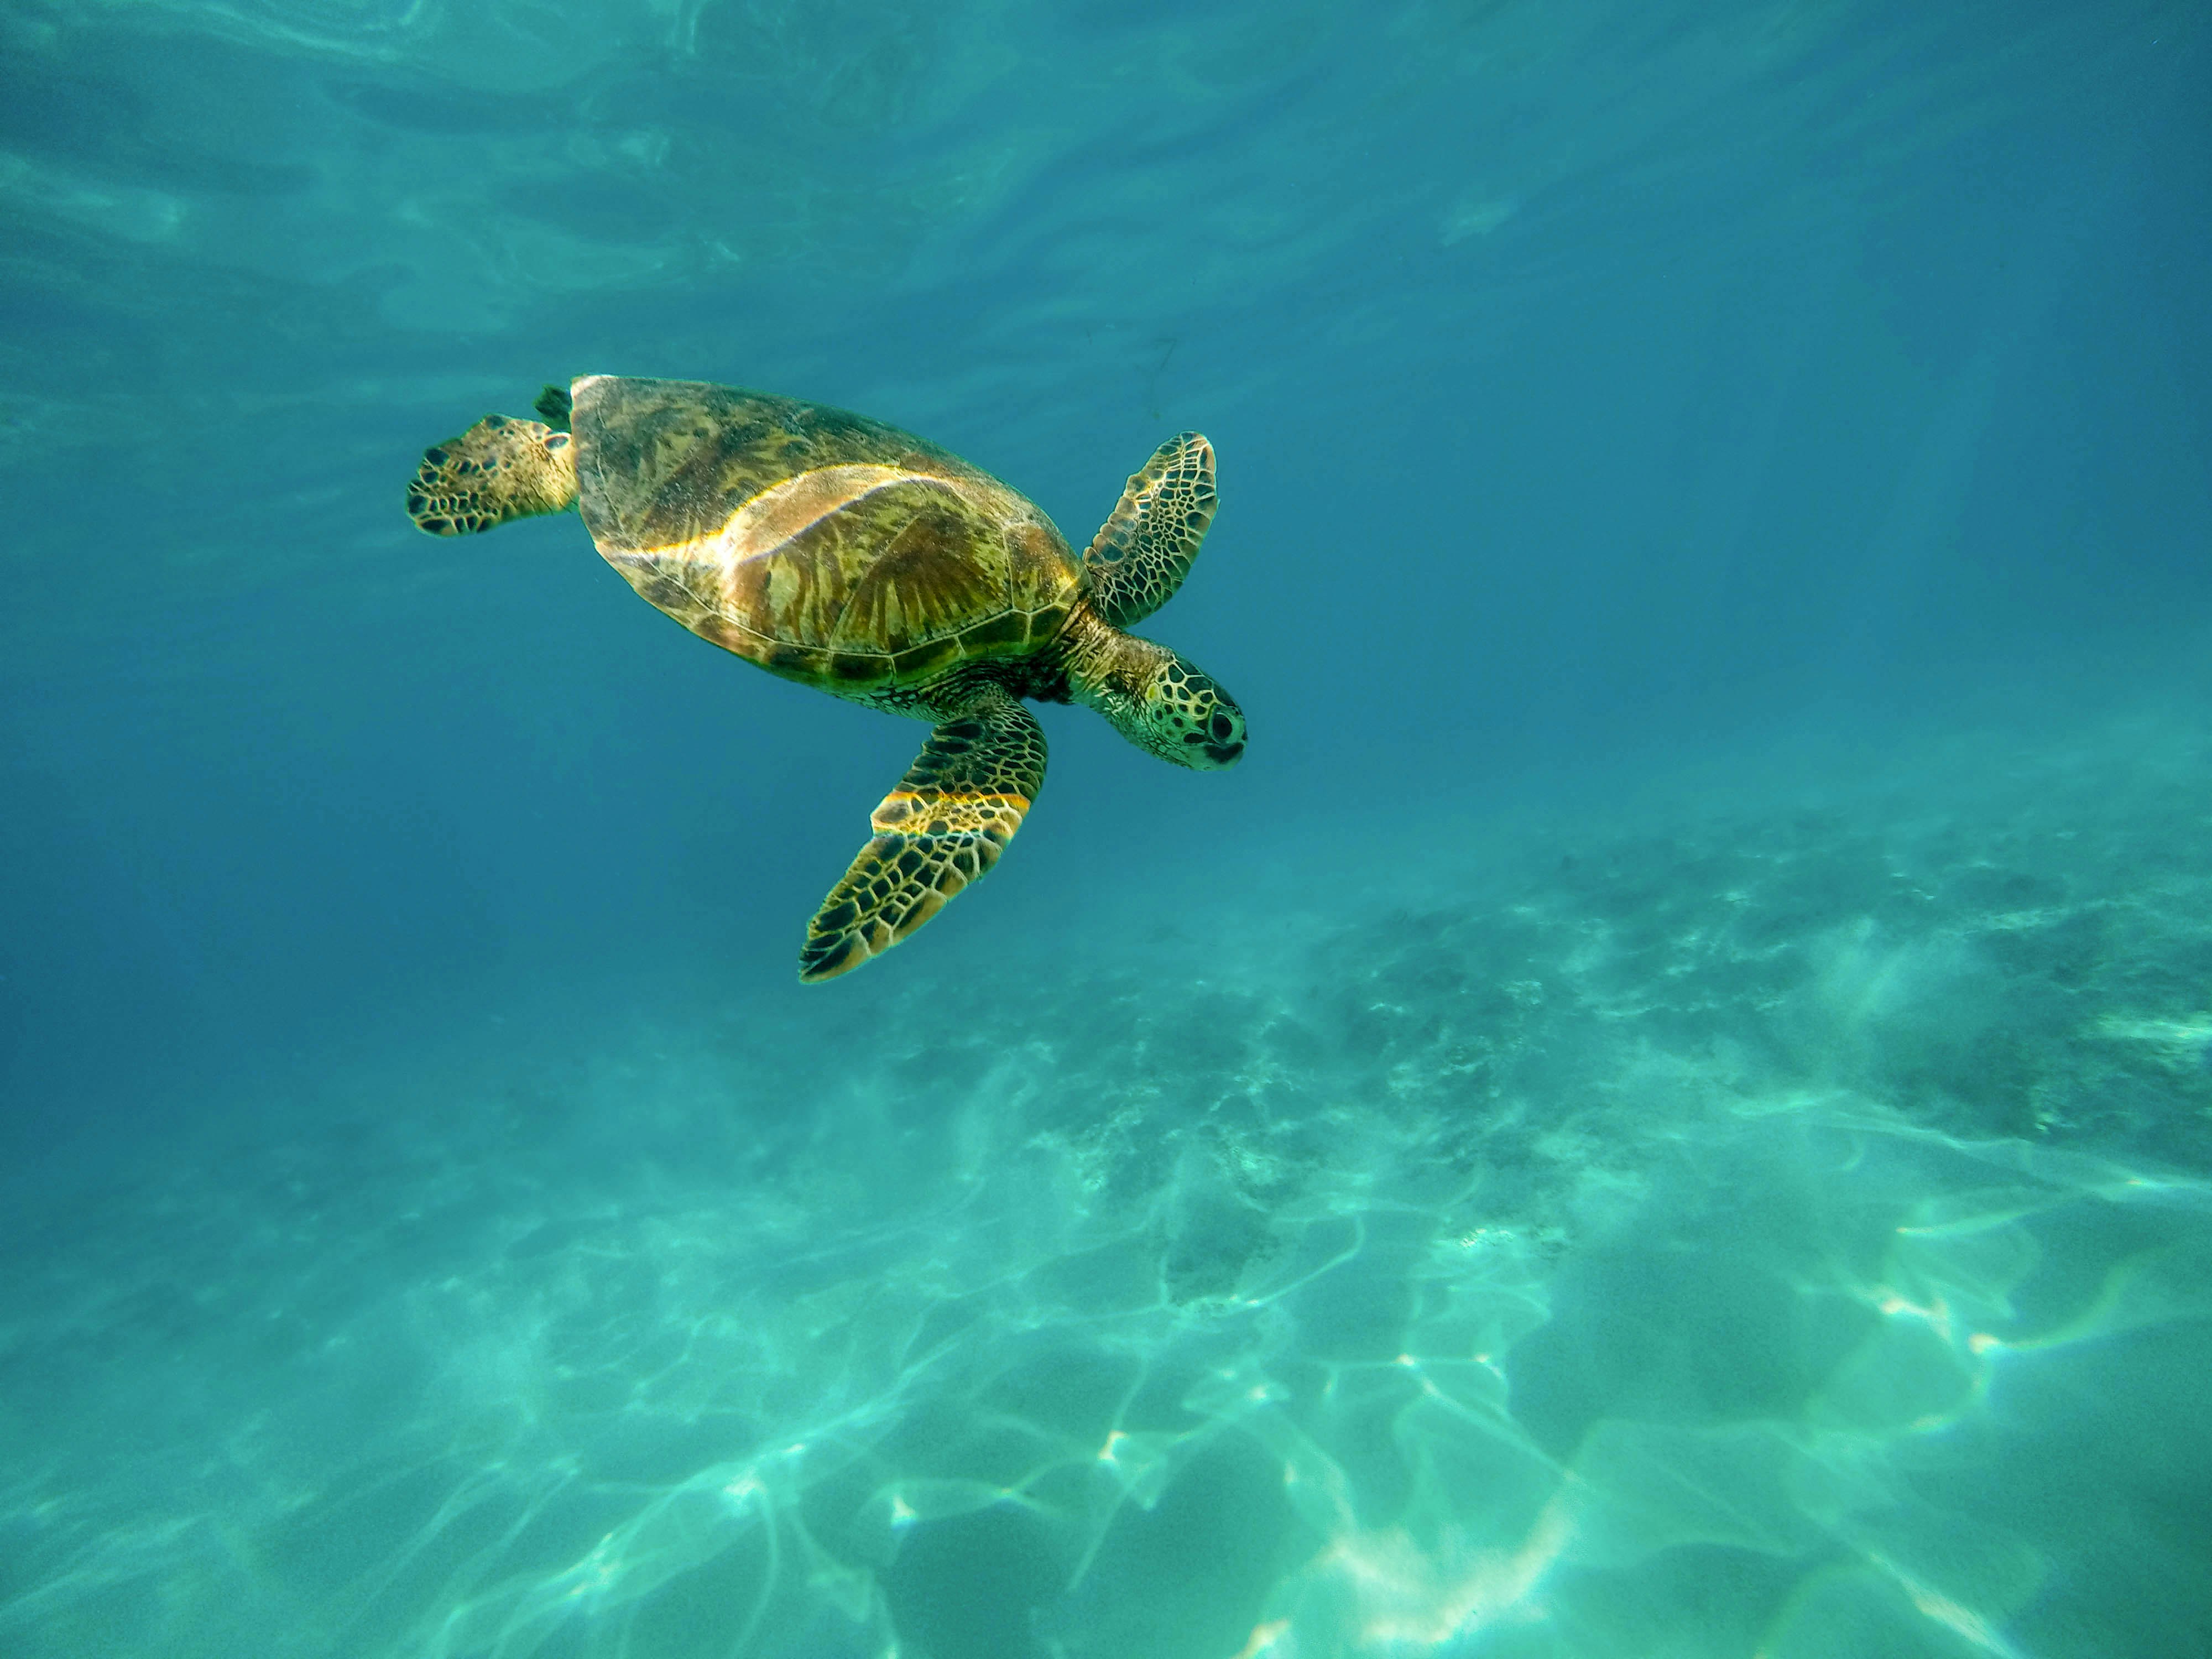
1201 706 1245 766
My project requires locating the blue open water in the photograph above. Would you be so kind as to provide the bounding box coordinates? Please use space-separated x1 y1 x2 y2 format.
3 1 2210 1654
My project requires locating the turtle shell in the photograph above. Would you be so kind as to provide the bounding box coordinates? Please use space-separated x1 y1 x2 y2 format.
570 375 1082 689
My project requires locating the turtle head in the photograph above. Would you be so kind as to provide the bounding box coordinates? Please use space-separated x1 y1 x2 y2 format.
1075 634 1245 770
1139 658 1246 769
408 412 578 535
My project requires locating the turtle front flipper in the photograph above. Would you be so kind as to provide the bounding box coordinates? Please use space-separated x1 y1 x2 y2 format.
801 687 1047 982
1082 432 1217 627
406 413 578 535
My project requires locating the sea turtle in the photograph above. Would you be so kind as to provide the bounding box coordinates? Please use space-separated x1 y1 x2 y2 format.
406 375 1245 981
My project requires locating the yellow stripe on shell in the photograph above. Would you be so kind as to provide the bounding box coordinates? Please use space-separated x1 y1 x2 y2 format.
596 463 1013 663
599 468 972 565
714 464 982 605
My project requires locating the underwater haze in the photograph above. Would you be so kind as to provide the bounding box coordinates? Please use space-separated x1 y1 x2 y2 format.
4 0 2212 1654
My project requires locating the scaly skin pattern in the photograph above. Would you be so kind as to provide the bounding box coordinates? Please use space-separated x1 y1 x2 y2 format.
405 375 1244 979
406 415 578 534
799 685 1048 981
1083 431 1217 627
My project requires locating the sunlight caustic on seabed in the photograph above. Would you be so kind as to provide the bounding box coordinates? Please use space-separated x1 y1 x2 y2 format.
8 723 2212 1656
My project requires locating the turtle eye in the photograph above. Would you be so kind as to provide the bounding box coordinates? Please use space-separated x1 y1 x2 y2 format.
1209 711 1234 742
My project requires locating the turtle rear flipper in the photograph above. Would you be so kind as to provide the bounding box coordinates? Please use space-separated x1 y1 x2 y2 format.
800 687 1046 982
1082 432 1216 626
406 413 578 536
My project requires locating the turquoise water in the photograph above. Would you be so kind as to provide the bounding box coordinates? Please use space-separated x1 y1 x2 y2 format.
4 2 2210 1655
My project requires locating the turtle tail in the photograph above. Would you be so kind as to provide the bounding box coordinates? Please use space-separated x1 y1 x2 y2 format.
406 413 578 536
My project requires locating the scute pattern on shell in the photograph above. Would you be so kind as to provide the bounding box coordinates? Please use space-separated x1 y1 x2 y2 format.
569 377 1083 691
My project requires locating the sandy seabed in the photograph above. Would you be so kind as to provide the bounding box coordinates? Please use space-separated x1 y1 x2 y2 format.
5 716 2210 1659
